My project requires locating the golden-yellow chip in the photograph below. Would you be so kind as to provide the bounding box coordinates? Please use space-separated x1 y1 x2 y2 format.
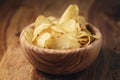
36 32 51 48
60 19 77 34
35 15 52 28
24 28 34 42
59 4 79 24
32 23 51 41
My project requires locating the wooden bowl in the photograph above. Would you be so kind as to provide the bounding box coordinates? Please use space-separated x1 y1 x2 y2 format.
20 23 102 75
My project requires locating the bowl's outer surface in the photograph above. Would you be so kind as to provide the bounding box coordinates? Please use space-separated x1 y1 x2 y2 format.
20 23 102 75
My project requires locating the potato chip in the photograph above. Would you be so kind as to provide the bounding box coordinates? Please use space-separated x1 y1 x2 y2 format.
24 28 34 42
61 33 80 47
60 19 77 34
50 31 63 38
55 38 80 49
79 36 90 46
76 23 81 34
32 23 51 41
36 32 51 48
51 26 64 33
48 16 59 25
78 31 91 46
45 35 80 49
35 15 52 27
59 4 79 24
45 33 80 49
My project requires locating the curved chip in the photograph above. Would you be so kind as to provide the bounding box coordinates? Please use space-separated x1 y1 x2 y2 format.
60 19 78 34
36 32 51 48
46 33 80 49
48 16 59 25
24 28 34 42
35 15 52 28
32 23 51 41
59 4 79 24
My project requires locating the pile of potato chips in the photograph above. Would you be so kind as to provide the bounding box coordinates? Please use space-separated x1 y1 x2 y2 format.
24 4 98 49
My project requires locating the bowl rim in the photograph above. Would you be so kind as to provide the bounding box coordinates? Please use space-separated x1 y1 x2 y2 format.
20 23 102 54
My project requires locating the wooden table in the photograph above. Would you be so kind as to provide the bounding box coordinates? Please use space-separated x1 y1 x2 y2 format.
0 0 120 80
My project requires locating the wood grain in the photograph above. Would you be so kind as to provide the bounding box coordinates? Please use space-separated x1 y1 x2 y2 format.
0 0 120 80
